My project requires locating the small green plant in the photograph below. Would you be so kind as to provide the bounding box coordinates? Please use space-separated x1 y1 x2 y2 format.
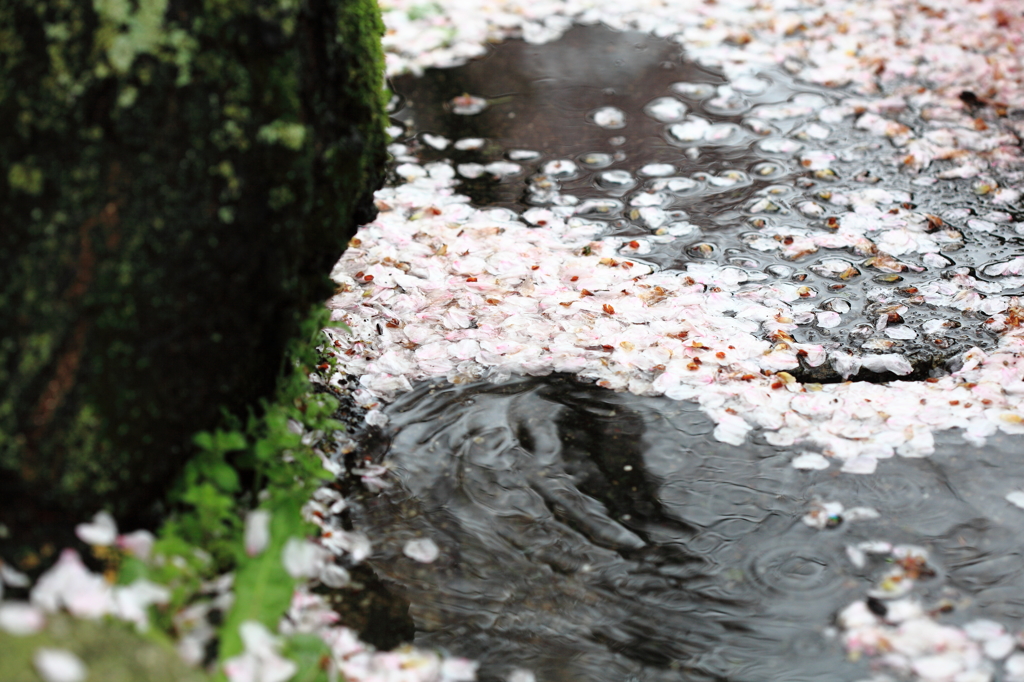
114 306 348 675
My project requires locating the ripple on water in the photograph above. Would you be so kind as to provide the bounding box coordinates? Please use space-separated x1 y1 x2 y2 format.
350 376 877 680
807 465 928 513
805 459 972 537
749 542 844 598
344 371 1024 679
935 521 1024 593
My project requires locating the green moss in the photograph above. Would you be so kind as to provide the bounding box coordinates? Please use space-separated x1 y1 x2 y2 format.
0 615 209 682
256 120 307 150
7 163 44 195
92 0 197 82
1 0 387 538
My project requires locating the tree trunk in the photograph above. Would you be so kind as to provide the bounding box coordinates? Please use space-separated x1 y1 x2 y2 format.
0 0 387 538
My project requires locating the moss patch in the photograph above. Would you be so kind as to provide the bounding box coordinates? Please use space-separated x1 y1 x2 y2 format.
0 615 208 682
0 0 387 549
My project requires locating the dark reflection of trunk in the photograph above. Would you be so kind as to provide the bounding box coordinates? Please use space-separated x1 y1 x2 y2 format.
347 374 1024 681
547 384 705 569
351 377 743 682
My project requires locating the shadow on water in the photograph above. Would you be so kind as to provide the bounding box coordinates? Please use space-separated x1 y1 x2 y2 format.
345 23 1024 681
350 376 1024 681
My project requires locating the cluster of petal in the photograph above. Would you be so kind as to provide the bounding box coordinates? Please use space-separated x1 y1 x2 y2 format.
381 0 1024 184
33 648 88 682
2 509 473 682
27 549 170 631
838 541 1024 681
280 589 478 682
223 621 298 682
378 0 1024 111
326 163 1024 472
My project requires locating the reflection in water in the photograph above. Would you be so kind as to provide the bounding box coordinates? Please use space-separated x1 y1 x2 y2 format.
348 376 1024 681
393 26 729 207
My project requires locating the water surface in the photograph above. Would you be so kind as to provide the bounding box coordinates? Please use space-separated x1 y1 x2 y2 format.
341 23 1024 681
350 375 1024 681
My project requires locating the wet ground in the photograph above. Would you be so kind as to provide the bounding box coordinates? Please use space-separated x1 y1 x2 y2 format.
339 23 1024 682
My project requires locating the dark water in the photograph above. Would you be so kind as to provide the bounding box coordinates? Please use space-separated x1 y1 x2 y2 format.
350 376 1024 681
344 23 1024 681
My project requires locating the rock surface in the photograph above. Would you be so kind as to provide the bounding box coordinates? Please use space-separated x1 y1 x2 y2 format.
0 0 387 542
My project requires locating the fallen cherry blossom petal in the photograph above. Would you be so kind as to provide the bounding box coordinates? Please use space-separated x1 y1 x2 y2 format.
0 602 46 636
244 510 271 557
74 511 117 546
403 538 441 563
33 648 87 682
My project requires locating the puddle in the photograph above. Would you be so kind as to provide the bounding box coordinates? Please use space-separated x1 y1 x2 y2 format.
326 22 1024 682
348 375 1024 681
389 24 1024 383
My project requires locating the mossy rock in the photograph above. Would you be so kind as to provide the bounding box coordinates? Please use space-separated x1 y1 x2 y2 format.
0 0 388 541
0 614 209 682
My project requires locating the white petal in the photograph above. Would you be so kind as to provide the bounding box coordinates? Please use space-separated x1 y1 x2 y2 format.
31 549 112 618
591 106 626 129
964 619 1006 641
1006 653 1024 681
112 579 171 630
421 133 449 150
836 601 877 630
319 563 351 589
791 452 830 470
403 538 440 563
323 531 372 563
441 658 479 681
844 507 880 522
239 620 280 656
365 409 389 427
841 456 878 475
0 602 46 636
712 412 751 446
258 651 299 682
860 354 913 375
911 653 963 679
984 633 1015 659
74 511 117 546
224 652 260 682
116 530 155 561
244 510 271 557
845 545 866 569
33 648 87 682
282 538 326 579
0 563 31 588
453 138 484 151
